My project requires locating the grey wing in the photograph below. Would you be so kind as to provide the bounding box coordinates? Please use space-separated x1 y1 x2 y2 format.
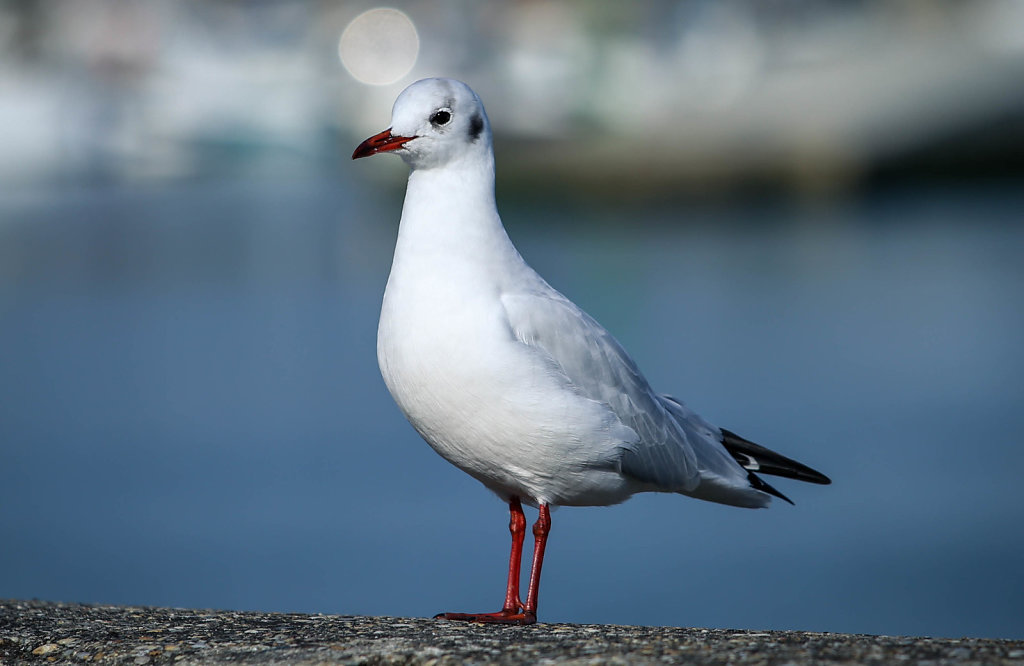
658 395 763 488
501 291 702 492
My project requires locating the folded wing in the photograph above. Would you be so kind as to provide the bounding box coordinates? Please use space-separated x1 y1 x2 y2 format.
503 290 747 496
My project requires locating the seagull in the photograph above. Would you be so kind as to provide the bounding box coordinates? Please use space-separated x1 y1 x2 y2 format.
353 78 830 625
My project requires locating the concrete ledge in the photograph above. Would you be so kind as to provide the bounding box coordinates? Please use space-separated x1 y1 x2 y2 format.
2 599 1022 665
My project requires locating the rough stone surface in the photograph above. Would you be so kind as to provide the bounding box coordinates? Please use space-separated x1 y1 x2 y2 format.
1 599 1022 665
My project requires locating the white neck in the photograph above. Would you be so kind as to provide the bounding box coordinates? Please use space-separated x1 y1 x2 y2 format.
390 151 525 285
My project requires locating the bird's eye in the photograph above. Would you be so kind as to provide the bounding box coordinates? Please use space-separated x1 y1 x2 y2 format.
430 109 452 127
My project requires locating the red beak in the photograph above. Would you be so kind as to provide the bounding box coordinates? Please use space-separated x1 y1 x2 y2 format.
352 128 414 160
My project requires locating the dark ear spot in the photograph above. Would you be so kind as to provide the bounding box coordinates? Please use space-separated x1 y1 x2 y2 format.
468 113 484 142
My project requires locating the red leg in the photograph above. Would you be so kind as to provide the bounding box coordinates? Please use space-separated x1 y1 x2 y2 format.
501 498 527 612
524 503 551 615
435 498 549 625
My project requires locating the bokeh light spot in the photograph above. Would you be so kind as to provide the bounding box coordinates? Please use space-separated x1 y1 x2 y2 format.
338 8 419 86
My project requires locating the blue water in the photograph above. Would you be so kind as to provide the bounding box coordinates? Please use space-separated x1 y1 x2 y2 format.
2 174 1022 639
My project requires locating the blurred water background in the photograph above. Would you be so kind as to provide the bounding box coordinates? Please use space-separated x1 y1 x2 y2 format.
2 0 1023 640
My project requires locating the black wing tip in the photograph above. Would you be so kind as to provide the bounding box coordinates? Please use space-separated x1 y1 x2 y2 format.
778 466 832 486
721 428 831 486
748 472 794 505
811 471 833 485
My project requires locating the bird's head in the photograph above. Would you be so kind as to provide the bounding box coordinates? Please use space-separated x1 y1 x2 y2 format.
352 78 492 170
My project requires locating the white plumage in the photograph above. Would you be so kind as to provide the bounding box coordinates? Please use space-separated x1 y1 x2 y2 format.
354 77 828 624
